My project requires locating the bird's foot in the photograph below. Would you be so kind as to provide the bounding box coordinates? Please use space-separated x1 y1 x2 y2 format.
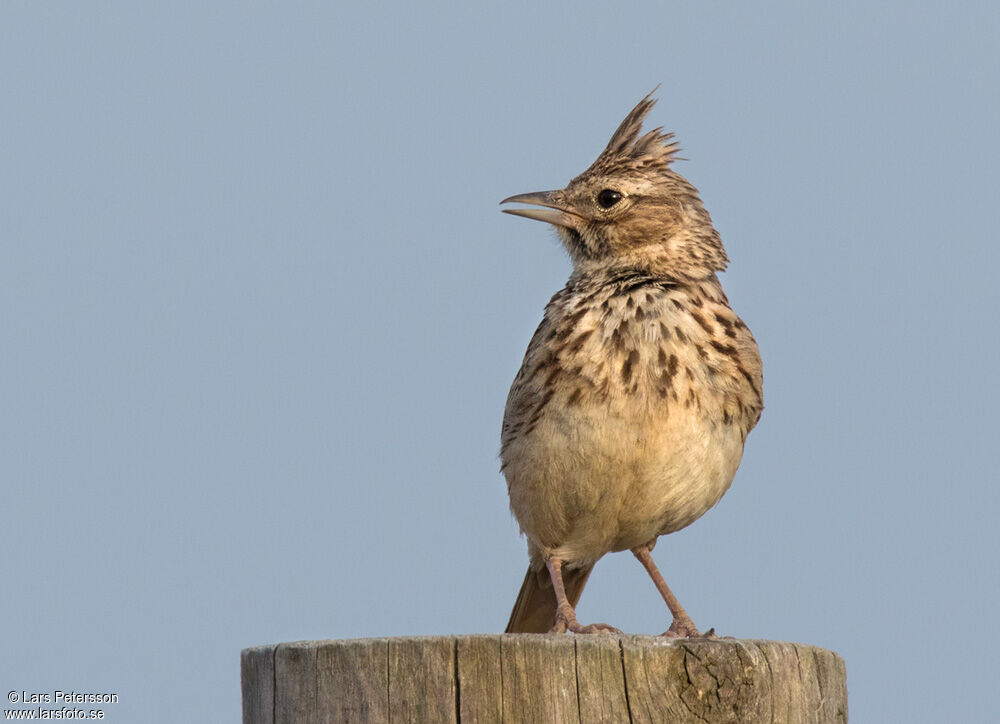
660 615 711 639
569 621 623 635
551 606 622 636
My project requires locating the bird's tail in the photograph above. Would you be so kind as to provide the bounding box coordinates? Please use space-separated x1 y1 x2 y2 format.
505 563 594 633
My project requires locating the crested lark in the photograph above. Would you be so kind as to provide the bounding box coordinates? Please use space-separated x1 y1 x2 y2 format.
500 93 763 636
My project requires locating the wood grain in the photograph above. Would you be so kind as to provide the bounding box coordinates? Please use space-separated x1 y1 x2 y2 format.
242 636 847 723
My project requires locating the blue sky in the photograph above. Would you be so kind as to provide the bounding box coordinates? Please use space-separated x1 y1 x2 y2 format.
2 2 997 721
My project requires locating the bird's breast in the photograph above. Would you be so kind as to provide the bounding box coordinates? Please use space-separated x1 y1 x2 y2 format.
500 276 762 562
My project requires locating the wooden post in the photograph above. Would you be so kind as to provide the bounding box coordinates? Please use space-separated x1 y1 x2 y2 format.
241 635 846 723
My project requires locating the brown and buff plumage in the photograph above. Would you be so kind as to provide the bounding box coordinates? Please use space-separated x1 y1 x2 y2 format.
500 92 763 636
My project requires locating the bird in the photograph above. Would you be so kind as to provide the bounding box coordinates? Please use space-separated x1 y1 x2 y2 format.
499 92 763 636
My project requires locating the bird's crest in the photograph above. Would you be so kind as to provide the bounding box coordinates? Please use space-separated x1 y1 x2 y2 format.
585 89 680 179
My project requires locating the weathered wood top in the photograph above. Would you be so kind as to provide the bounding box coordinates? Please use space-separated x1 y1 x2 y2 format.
241 635 846 723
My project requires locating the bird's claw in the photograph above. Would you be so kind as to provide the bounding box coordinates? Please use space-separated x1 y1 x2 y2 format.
571 621 623 635
660 617 711 639
551 609 622 636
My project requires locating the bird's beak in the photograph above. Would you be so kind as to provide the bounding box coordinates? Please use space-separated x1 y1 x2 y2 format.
500 190 581 230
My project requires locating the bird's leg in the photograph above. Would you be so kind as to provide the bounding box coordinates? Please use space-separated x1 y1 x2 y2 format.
631 542 712 638
545 557 622 635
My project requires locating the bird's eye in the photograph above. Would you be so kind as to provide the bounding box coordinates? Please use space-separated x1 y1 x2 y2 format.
597 189 622 209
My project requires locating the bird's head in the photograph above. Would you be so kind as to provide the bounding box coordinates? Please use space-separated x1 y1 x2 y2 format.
502 92 727 281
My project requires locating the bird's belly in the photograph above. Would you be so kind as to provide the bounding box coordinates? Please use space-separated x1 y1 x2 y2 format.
504 400 744 565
